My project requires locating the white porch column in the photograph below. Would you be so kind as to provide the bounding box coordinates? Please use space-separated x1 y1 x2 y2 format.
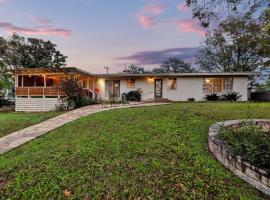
43 75 46 98
15 75 18 87
92 77 95 100
44 75 46 87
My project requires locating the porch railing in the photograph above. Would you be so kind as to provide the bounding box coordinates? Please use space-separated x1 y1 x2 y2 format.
15 87 96 98
16 87 65 97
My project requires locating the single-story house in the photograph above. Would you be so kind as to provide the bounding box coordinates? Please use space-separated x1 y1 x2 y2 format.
96 72 255 101
13 68 256 112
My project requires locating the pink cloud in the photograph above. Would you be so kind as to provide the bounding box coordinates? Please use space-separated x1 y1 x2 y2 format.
142 3 166 15
137 2 166 29
177 3 189 12
175 19 206 35
138 15 156 28
0 22 71 37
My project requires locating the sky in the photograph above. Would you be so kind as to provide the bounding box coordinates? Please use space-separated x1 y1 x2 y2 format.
0 0 206 73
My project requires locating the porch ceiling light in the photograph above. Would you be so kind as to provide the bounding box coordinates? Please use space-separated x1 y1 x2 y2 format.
205 78 211 84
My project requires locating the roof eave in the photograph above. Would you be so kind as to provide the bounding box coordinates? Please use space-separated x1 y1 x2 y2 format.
97 72 259 78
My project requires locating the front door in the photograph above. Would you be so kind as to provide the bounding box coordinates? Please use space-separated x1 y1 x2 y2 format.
105 80 120 98
154 79 163 98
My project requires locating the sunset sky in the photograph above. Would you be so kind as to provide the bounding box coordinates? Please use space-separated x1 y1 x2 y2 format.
0 0 206 73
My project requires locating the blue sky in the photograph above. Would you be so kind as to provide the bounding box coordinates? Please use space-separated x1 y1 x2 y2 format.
0 0 206 73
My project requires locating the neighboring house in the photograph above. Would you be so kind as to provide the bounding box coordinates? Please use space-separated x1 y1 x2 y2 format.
13 68 256 112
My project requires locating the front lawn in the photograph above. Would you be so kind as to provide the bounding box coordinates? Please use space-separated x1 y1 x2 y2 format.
0 111 63 138
0 103 270 199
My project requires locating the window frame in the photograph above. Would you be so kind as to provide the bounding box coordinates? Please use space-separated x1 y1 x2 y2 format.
167 77 177 90
127 79 136 88
203 77 233 93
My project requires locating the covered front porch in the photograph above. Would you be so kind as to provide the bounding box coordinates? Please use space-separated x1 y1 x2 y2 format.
14 68 98 111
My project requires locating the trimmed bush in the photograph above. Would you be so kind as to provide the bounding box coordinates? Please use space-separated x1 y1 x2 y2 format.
205 93 220 101
187 97 195 102
221 92 242 101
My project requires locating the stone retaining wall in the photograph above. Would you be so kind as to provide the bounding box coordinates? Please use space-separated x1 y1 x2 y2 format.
208 119 270 195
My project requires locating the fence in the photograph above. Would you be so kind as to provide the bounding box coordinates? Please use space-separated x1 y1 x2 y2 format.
251 91 270 101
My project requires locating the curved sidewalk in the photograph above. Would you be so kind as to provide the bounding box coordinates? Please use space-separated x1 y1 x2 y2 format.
0 102 169 155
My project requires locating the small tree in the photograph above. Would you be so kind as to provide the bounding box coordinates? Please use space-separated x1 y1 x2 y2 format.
153 58 197 73
60 78 83 109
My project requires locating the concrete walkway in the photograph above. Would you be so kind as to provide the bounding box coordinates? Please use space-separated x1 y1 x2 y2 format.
0 102 169 155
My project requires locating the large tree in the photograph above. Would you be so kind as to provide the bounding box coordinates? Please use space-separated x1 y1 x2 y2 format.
153 58 197 73
186 0 269 27
0 34 67 71
259 8 270 66
0 34 67 91
197 14 270 72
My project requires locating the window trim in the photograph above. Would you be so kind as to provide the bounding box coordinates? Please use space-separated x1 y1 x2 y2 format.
203 77 233 93
127 79 136 88
167 77 177 90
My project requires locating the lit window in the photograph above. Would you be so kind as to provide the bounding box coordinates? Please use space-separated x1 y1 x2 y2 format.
203 78 233 93
223 78 233 92
127 79 135 88
167 78 177 90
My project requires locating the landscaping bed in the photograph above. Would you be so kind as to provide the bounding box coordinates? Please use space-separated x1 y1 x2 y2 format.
218 121 270 173
209 119 270 196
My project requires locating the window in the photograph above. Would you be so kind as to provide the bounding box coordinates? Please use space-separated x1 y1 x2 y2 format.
203 78 233 93
18 75 45 87
167 78 177 90
18 75 23 87
23 76 35 87
46 78 54 87
46 76 60 87
223 78 233 92
127 79 135 88
35 76 45 87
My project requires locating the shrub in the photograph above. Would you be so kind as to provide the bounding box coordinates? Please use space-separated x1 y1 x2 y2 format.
205 93 220 101
218 123 270 173
60 78 83 109
74 98 97 108
109 94 118 105
221 92 242 101
187 97 195 102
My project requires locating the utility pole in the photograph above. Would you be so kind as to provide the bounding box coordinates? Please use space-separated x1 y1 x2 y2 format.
104 67 110 74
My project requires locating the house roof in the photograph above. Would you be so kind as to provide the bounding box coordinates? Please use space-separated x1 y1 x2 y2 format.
98 72 259 78
12 67 96 77
13 67 259 78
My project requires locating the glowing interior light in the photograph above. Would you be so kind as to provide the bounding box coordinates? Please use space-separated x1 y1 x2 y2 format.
205 78 211 84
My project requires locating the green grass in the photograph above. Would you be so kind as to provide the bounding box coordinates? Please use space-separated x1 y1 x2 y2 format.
0 102 270 199
0 111 63 138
